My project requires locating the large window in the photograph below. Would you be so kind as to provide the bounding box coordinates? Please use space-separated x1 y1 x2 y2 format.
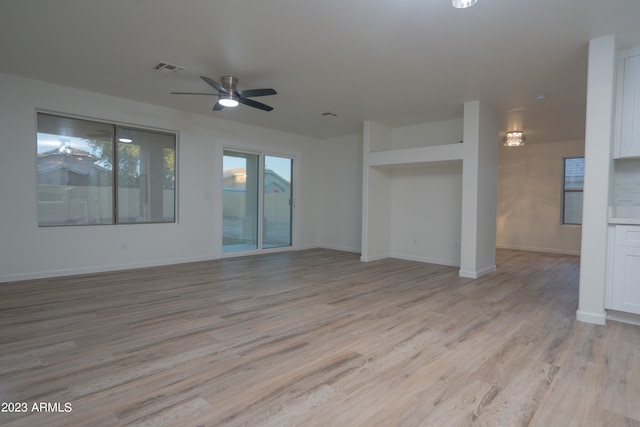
36 113 176 226
562 157 584 225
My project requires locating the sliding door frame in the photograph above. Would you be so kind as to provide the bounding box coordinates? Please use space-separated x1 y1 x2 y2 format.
217 141 300 258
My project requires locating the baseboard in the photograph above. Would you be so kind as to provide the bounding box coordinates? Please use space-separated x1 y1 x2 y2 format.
317 244 361 254
1 246 364 283
389 252 460 267
606 310 640 326
459 265 496 279
576 309 607 325
360 253 389 262
0 254 220 284
297 243 320 251
496 244 580 256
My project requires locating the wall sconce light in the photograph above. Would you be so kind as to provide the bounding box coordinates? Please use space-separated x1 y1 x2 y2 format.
452 0 478 8
503 131 526 147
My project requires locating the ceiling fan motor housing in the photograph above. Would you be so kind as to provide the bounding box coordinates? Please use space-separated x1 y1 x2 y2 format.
218 76 239 106
220 76 238 92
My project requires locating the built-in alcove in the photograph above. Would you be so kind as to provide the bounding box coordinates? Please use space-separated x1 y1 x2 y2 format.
387 160 463 266
361 101 499 278
362 121 464 266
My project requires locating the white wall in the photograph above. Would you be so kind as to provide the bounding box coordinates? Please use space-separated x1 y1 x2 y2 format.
389 162 463 265
0 72 331 281
496 139 585 255
391 118 463 150
318 133 363 252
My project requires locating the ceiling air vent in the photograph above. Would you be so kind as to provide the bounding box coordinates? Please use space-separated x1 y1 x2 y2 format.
152 61 186 74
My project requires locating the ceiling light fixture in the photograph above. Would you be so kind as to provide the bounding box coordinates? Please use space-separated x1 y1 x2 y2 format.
503 131 526 147
118 137 133 143
219 93 239 108
452 0 478 8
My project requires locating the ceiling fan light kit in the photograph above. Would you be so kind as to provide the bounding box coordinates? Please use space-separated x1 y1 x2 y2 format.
171 75 277 112
218 94 239 107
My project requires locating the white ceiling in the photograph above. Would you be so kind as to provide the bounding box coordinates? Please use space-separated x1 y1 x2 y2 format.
1 0 639 142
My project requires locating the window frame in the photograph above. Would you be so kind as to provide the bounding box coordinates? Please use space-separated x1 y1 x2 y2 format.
561 156 584 226
36 111 178 227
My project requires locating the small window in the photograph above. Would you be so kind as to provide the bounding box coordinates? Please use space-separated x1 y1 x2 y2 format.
36 113 176 226
562 157 584 225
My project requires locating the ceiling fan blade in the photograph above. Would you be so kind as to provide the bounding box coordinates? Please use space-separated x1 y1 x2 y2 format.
170 92 216 95
213 102 225 111
201 76 228 93
238 97 273 111
237 88 277 98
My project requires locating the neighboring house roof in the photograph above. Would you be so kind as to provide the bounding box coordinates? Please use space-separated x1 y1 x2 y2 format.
38 164 90 176
38 146 98 159
223 167 290 193
37 148 111 178
222 168 248 180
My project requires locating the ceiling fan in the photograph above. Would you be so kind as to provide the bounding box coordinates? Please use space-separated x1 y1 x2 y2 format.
171 76 277 111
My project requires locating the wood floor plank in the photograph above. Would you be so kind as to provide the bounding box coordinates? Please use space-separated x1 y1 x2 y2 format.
1 249 639 426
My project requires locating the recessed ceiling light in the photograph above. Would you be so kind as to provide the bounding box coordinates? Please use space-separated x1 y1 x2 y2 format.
452 0 478 8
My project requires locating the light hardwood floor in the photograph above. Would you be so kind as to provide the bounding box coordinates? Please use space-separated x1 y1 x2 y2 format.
1 249 639 427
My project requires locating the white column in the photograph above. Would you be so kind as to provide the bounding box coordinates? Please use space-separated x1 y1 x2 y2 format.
577 35 617 325
460 100 499 278
361 121 392 261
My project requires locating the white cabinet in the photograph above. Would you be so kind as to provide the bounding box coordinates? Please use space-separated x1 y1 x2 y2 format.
614 50 640 159
610 225 640 314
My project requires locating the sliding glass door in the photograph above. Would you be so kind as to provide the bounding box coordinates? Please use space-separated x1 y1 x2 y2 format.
263 155 292 248
223 150 293 253
222 151 259 252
